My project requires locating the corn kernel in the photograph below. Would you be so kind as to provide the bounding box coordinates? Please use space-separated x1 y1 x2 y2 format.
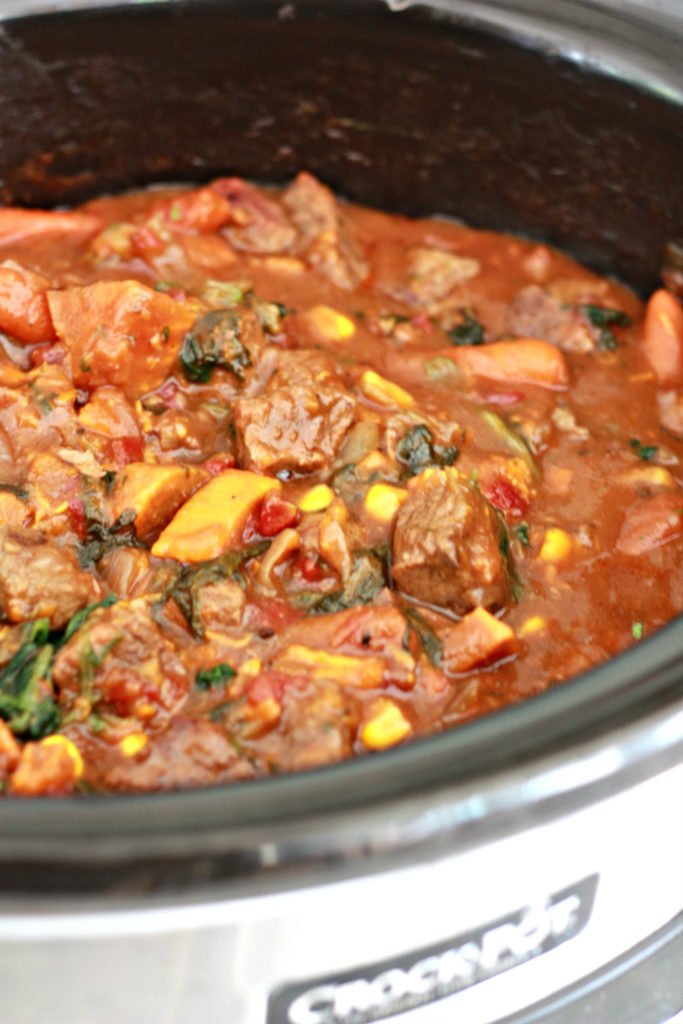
135 701 157 720
240 658 262 678
538 527 573 562
41 735 84 778
119 733 148 758
305 305 356 341
360 370 415 409
518 616 546 637
53 501 69 515
298 483 334 513
364 483 408 523
361 699 412 750
621 466 675 489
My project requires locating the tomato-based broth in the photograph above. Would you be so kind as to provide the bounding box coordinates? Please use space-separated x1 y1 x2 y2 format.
0 174 681 795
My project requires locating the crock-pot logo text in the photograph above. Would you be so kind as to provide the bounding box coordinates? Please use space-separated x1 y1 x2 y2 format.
267 875 598 1024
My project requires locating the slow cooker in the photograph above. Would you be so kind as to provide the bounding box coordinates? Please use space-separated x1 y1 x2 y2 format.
0 2 682 1023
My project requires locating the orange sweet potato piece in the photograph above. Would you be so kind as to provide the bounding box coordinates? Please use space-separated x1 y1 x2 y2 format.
47 280 203 399
152 469 280 563
391 338 569 391
0 491 29 529
642 289 683 387
112 462 208 544
450 338 569 388
0 264 55 345
442 607 519 675
0 207 101 248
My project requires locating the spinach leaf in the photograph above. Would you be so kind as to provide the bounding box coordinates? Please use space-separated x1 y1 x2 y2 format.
300 550 387 615
396 424 459 476
62 594 118 643
403 607 442 667
196 662 236 691
0 619 58 738
579 304 631 351
448 312 485 346
0 598 120 739
159 542 269 638
630 438 658 461
75 506 145 568
180 309 252 384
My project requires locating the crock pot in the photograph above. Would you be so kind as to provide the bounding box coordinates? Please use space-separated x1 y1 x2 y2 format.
0 2 682 1023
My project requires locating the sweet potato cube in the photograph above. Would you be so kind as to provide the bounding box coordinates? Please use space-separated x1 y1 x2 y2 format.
111 462 208 543
442 607 519 675
276 645 385 689
151 469 280 563
47 280 202 399
0 264 55 345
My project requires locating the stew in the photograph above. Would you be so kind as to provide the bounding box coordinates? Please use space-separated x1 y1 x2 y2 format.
0 173 681 795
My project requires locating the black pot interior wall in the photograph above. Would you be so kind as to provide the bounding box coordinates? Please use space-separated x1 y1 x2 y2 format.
0 0 680 295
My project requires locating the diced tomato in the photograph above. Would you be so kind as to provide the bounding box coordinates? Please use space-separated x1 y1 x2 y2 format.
411 312 433 334
483 475 530 515
67 497 86 540
246 671 291 707
295 552 327 582
256 492 299 537
154 188 232 234
203 453 236 476
110 436 144 468
244 598 303 632
131 223 165 258
29 343 66 367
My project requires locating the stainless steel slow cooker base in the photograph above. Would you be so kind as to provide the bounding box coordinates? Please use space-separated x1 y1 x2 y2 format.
3 718 683 1023
0 2 681 1022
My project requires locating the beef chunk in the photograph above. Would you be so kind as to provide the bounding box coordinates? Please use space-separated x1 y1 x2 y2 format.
52 597 190 721
373 242 479 309
233 351 356 475
212 176 297 253
391 468 512 615
255 680 354 772
0 527 102 630
195 578 245 633
100 718 255 792
282 172 368 289
505 285 595 353
179 308 266 387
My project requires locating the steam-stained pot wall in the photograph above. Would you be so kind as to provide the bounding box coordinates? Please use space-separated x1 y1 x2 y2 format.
0 0 680 294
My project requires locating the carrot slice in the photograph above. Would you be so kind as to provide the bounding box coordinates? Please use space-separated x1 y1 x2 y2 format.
0 208 101 247
0 264 54 344
47 280 202 399
642 288 683 387
391 338 569 390
450 338 569 388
